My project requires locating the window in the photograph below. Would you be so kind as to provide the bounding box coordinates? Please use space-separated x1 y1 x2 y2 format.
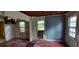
19 21 25 32
38 20 44 31
68 16 77 38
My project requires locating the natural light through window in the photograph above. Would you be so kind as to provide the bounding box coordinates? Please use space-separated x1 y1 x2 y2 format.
19 21 25 32
68 16 77 38
38 20 44 31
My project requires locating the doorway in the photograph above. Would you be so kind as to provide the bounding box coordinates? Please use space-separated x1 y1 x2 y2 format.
37 20 45 39
0 21 5 43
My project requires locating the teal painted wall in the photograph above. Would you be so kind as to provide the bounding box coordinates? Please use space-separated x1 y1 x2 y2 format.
45 15 64 41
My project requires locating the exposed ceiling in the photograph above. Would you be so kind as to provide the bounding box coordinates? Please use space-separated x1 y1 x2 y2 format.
20 11 68 16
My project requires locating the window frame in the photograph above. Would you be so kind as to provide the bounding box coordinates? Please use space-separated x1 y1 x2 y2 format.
68 15 77 38
37 20 45 31
19 21 26 33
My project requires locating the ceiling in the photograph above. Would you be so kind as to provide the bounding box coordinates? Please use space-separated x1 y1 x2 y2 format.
20 11 68 16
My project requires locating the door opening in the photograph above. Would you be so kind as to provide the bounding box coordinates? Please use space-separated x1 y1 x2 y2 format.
37 20 45 39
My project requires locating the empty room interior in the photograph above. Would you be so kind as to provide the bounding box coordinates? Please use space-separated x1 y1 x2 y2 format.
0 11 78 47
